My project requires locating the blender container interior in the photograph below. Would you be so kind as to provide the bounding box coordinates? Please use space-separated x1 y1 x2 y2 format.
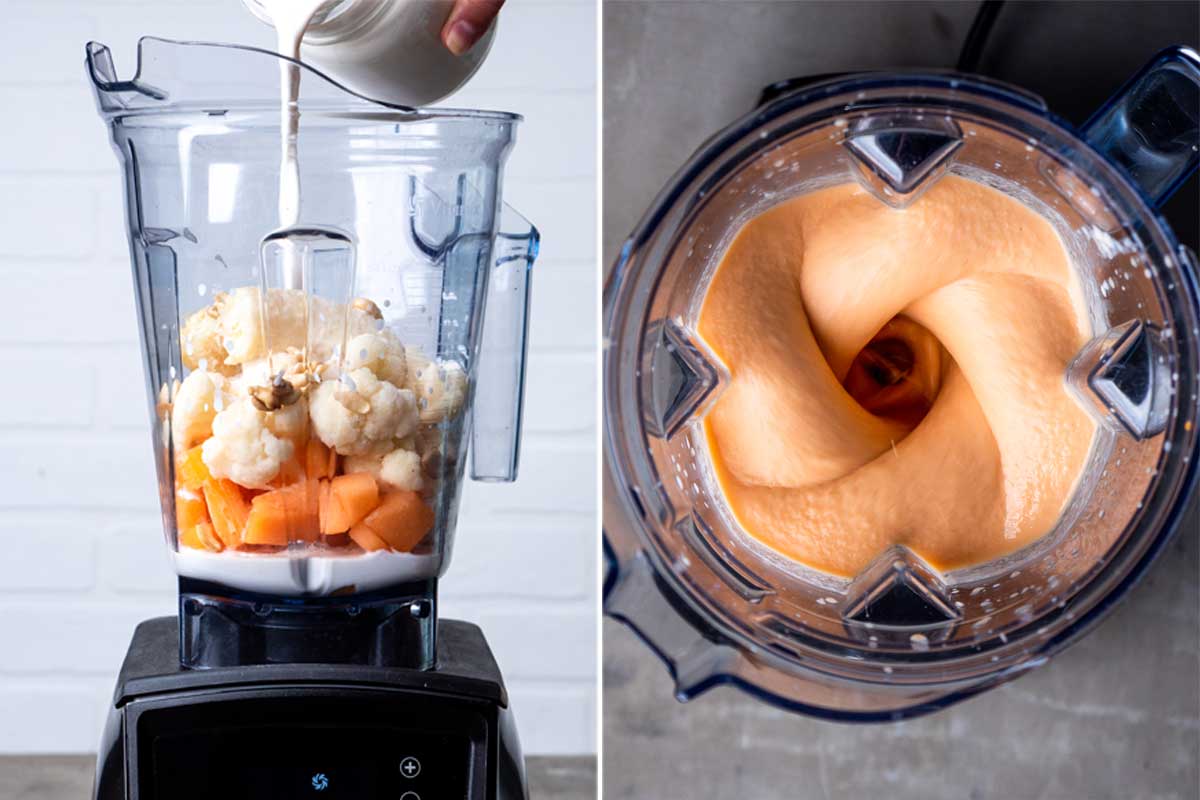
604 63 1199 718
87 38 538 664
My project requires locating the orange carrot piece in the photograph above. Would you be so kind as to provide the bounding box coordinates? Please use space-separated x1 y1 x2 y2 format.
203 478 250 549
352 491 434 553
179 524 204 550
196 521 224 552
177 445 211 491
319 473 380 535
347 524 390 552
180 521 223 552
306 439 337 480
244 481 321 545
317 479 331 533
175 486 209 530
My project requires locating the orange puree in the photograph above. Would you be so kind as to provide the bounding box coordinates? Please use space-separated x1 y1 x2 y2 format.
698 176 1095 577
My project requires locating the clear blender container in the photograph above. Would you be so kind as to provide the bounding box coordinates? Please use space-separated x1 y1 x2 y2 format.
603 48 1200 718
87 37 538 667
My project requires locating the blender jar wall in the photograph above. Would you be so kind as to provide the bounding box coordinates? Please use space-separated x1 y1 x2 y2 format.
88 38 536 599
604 70 1199 718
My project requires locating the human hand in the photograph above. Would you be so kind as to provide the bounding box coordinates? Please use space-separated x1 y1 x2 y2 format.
441 0 504 56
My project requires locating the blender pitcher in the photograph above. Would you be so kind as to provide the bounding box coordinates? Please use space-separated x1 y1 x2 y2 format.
86 37 538 668
603 48 1200 719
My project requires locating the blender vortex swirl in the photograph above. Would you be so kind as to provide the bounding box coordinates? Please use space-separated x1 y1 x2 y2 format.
698 176 1097 578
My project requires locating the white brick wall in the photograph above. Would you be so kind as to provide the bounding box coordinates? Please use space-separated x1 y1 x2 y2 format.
0 1 597 756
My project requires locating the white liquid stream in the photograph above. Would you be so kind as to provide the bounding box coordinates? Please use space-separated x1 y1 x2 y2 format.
263 0 327 229
255 0 330 291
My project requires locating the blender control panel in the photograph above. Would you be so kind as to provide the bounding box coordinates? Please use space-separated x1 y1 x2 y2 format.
130 691 490 800
151 728 468 799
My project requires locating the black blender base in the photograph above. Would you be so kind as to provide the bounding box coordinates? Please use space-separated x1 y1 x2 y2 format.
93 617 528 800
178 577 437 670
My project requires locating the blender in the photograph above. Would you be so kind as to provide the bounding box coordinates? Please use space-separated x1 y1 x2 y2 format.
603 48 1200 719
87 36 537 798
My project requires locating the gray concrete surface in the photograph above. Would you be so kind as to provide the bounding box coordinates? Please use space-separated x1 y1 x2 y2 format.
0 755 596 800
603 2 1200 798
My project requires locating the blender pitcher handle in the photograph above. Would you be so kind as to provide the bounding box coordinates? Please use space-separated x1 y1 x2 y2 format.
470 204 540 482
1083 46 1200 208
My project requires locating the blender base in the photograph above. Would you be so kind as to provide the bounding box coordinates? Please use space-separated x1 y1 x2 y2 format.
178 577 437 670
93 617 528 800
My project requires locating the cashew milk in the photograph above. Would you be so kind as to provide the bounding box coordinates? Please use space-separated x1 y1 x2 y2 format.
256 0 329 233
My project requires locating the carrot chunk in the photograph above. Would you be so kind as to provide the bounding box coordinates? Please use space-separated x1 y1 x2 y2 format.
175 486 209 530
306 439 337 480
351 491 434 553
177 445 211 491
180 521 223 552
202 478 250 549
347 524 390 552
244 480 322 545
319 473 380 535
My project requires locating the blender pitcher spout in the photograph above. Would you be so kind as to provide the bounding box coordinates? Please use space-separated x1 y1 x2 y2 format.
85 41 168 112
471 204 540 482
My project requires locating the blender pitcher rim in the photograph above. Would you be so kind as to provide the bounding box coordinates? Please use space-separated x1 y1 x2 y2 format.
85 36 524 123
613 70 1186 263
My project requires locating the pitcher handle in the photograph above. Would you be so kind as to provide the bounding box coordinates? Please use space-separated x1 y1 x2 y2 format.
470 204 540 482
1083 46 1200 208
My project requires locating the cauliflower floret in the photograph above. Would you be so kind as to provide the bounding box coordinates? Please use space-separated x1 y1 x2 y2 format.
264 397 309 440
181 292 237 375
172 370 220 450
229 356 271 397
201 398 294 489
403 346 432 392
308 368 418 456
344 447 424 492
309 299 381 362
404 348 466 424
219 287 383 367
414 360 468 424
219 287 310 366
345 331 407 386
380 448 424 491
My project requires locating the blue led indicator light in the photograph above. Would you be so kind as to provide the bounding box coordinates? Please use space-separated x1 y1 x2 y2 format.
311 773 329 791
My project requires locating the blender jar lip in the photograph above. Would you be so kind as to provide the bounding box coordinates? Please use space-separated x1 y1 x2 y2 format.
86 36 523 123
621 70 1174 255
108 106 524 128
603 71 1200 717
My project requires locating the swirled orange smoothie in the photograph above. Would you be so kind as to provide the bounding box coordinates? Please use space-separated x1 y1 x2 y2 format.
698 176 1095 578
